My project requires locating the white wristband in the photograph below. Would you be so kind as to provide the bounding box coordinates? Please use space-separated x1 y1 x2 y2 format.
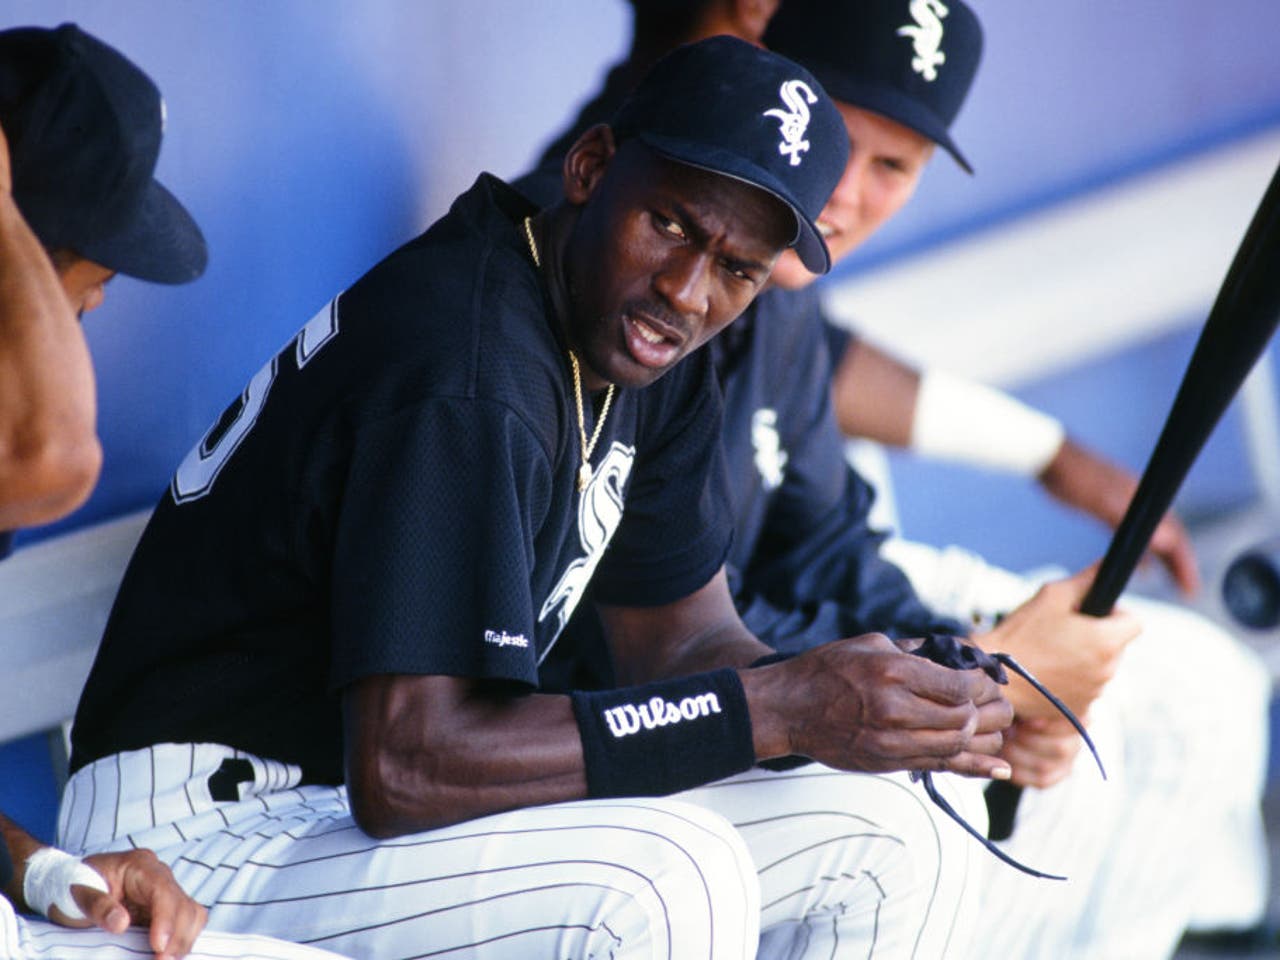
23 847 109 921
911 369 1066 477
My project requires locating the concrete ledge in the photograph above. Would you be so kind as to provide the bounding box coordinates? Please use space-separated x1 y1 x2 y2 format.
823 127 1280 387
0 510 149 744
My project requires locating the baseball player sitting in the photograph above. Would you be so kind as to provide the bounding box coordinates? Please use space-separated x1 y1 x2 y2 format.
60 36 1022 960
519 1 1273 957
0 23 349 960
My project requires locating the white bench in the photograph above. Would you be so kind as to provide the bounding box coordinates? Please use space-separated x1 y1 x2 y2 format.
0 509 150 785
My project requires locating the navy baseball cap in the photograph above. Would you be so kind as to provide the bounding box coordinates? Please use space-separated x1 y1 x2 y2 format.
611 35 849 274
765 0 983 174
0 23 207 283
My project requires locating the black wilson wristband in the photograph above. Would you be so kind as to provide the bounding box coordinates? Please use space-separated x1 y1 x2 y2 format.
571 668 756 798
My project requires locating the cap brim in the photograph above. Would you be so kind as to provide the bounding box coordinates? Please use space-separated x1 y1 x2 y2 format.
635 132 833 275
811 72 973 175
76 177 208 284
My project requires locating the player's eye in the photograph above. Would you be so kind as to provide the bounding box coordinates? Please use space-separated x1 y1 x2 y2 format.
721 260 758 285
654 213 686 240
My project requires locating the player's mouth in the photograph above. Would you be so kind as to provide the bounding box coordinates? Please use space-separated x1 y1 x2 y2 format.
623 310 685 370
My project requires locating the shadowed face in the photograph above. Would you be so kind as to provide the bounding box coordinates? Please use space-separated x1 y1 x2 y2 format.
563 137 794 389
769 101 934 290
55 254 116 317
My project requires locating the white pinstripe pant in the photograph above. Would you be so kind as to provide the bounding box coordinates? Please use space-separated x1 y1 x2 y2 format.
885 539 1273 959
0 891 348 959
57 744 986 959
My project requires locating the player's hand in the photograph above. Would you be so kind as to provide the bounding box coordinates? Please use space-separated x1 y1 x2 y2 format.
999 715 1085 789
974 566 1140 721
61 849 207 960
746 632 1014 780
1037 437 1200 596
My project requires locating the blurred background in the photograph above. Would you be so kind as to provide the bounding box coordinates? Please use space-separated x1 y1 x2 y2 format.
1 0 1279 904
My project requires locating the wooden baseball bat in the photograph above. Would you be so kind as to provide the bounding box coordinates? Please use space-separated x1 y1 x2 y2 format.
987 155 1280 842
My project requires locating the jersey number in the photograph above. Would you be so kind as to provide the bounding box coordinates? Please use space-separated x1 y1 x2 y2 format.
171 298 340 503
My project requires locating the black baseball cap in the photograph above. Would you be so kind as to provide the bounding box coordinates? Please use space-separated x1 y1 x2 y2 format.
765 0 983 174
0 23 207 283
610 35 850 274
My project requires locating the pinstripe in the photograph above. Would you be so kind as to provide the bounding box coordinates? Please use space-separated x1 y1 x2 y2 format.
62 746 757 959
703 767 949 937
80 759 95 852
3 895 347 959
56 773 76 851
146 746 155 829
680 765 980 959
60 744 985 959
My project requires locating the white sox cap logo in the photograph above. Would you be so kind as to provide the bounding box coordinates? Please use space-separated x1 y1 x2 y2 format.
897 0 950 82
603 692 723 738
763 79 819 166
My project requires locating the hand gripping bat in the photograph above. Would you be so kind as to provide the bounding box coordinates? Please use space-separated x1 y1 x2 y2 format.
986 155 1280 843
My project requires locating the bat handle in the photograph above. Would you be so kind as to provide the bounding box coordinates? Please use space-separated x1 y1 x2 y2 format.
985 780 1021 841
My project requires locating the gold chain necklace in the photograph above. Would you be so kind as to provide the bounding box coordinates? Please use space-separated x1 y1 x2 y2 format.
522 216 616 492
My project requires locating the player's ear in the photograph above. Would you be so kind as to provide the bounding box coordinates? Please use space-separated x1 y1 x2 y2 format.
562 124 616 205
732 0 780 43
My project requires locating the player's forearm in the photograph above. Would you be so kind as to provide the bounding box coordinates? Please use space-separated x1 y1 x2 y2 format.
0 812 44 908
599 568 774 685
829 337 918 446
343 675 588 837
0 193 100 528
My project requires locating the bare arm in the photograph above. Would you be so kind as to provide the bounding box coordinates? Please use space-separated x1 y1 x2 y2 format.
828 336 918 447
1039 438 1200 595
345 569 1013 839
343 672 588 837
0 121 101 530
601 570 1014 779
829 336 1199 594
969 566 1140 721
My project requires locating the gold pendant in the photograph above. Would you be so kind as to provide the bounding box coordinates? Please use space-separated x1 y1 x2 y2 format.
577 463 592 492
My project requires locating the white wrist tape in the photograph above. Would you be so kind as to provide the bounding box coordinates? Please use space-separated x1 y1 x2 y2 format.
911 369 1065 477
23 847 108 921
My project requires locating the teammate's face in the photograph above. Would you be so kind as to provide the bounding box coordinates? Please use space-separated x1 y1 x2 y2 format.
56 256 116 318
769 102 934 290
564 138 793 390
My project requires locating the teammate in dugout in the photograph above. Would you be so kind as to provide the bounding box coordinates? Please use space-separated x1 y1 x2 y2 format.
0 22 349 960
60 36 1018 959
521 1 1274 957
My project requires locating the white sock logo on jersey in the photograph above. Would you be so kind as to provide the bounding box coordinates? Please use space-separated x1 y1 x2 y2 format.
603 692 723 738
538 442 635 642
897 0 949 82
750 407 788 490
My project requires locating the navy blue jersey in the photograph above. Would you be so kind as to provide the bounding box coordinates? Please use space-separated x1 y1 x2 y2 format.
0 841 10 889
544 286 962 691
0 531 12 560
713 286 962 653
69 175 732 783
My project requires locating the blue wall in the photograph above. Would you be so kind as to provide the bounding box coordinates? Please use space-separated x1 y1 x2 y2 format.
2 0 1277 549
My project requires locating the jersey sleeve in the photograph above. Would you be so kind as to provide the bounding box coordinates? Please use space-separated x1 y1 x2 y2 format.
735 296 963 646
823 317 856 375
329 396 553 689
735 465 967 650
590 354 734 607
